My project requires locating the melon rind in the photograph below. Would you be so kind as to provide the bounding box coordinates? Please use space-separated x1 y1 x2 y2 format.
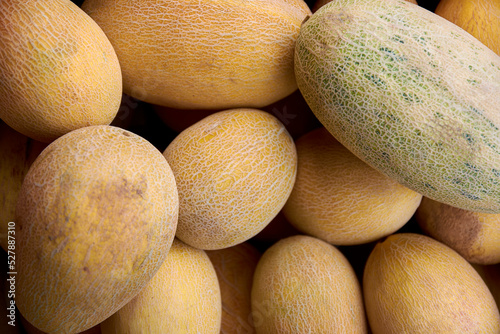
294 0 500 213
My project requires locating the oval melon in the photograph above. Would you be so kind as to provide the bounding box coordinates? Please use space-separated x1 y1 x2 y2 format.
0 0 122 143
435 0 500 55
363 233 500 333
81 0 311 110
15 125 179 334
283 127 422 245
416 196 500 264
295 0 500 213
163 108 297 250
101 238 221 334
206 242 261 334
251 235 368 333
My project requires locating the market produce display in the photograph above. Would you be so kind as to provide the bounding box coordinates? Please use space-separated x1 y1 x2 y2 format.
0 0 499 333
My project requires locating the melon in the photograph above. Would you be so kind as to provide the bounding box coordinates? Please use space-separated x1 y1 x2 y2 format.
416 196 500 264
15 125 178 334
0 0 122 143
294 0 500 213
283 127 422 245
81 0 311 110
251 235 368 333
435 0 500 55
206 242 261 334
163 108 297 250
101 238 221 334
312 0 418 13
363 233 500 333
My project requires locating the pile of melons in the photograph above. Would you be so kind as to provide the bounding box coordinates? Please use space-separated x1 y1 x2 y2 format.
0 0 499 333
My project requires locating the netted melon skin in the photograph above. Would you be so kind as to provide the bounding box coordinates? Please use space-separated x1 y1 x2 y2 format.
295 0 500 213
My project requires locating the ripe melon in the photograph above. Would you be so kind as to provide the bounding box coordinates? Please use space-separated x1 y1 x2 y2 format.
295 0 500 213
206 242 261 334
363 233 500 333
80 0 311 110
435 0 499 55
0 0 122 143
15 125 179 334
283 127 422 245
251 235 368 333
101 238 221 334
0 121 46 252
163 108 297 250
312 0 418 13
416 197 500 264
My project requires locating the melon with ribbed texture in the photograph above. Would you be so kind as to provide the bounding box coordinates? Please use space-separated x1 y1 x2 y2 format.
0 0 122 143
283 127 422 245
295 0 500 213
101 238 221 334
163 108 297 250
416 197 500 264
363 233 500 333
81 0 311 110
15 125 179 334
435 0 499 55
251 235 368 333
207 242 261 334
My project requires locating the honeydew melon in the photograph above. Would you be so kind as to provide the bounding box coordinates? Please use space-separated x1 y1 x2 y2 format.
294 0 500 213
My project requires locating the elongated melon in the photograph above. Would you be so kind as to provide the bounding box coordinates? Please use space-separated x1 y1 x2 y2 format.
295 0 500 213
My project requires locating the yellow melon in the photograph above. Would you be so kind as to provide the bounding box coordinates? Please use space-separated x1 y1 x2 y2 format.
283 127 422 245
0 121 46 252
206 242 261 333
163 108 297 250
251 235 368 333
416 197 500 265
363 233 500 333
0 0 122 143
435 0 500 55
101 238 221 334
15 125 178 334
81 0 311 110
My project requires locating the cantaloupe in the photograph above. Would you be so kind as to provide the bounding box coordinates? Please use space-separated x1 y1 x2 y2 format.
295 0 500 213
0 0 122 143
81 0 311 110
312 0 418 13
363 233 500 333
163 108 297 250
435 0 499 55
15 125 179 334
0 121 46 252
283 127 422 245
416 197 500 264
101 238 221 334
251 235 368 333
206 242 261 334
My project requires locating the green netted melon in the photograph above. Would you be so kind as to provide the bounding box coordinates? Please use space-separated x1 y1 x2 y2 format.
294 0 500 213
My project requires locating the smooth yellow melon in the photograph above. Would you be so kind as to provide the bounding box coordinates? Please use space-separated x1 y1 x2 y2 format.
416 197 500 265
15 125 179 334
163 108 297 250
283 127 422 245
81 0 311 110
435 0 500 55
101 238 221 334
0 0 122 143
206 242 261 334
0 121 46 252
364 233 500 333
295 0 500 213
251 235 368 333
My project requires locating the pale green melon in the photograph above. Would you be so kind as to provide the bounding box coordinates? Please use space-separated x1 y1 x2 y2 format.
295 0 500 213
